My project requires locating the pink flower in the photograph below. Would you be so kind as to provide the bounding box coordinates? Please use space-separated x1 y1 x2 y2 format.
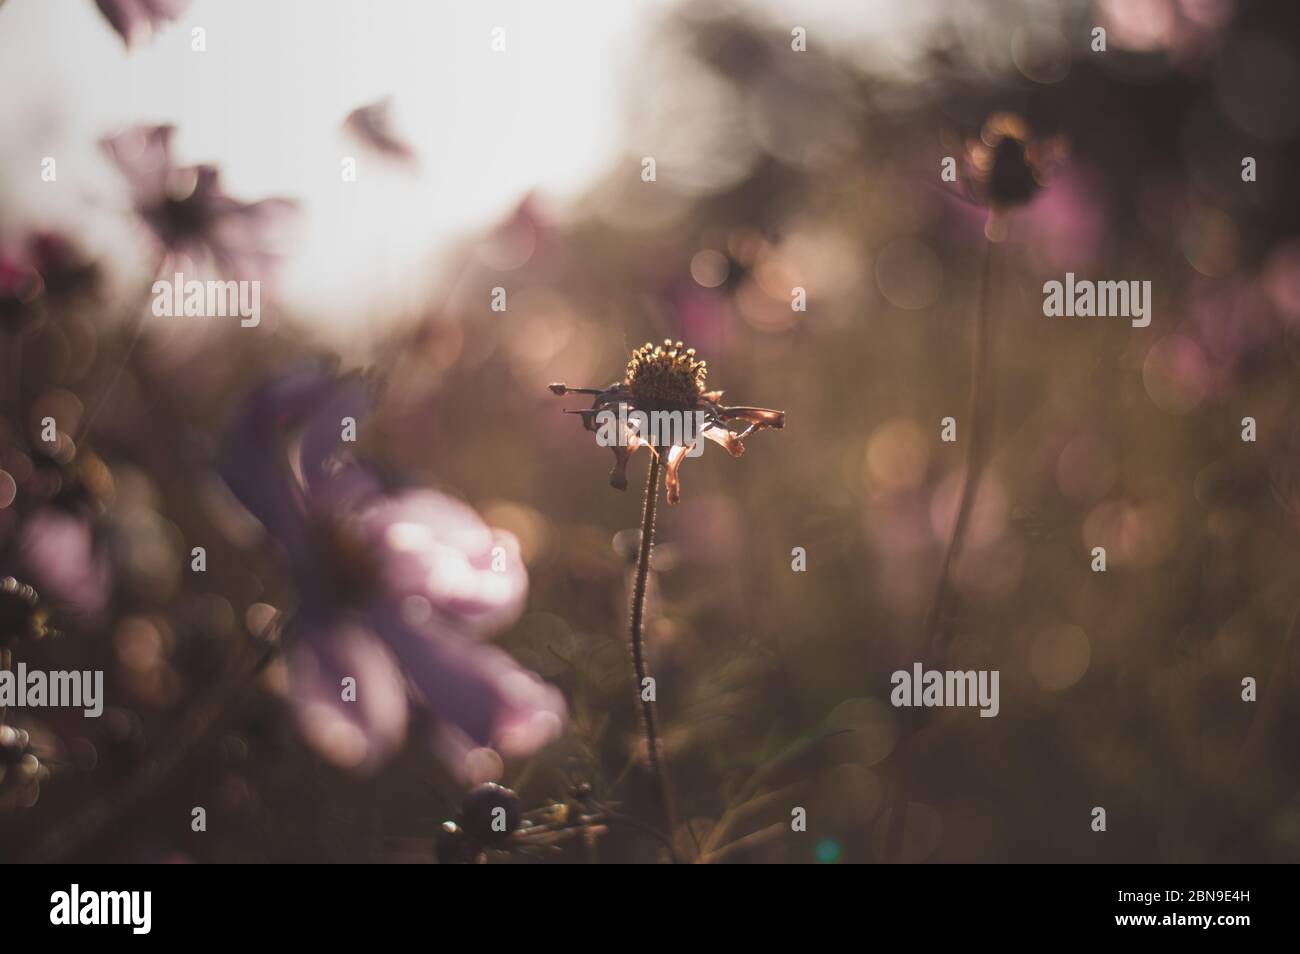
103 125 298 281
220 364 565 775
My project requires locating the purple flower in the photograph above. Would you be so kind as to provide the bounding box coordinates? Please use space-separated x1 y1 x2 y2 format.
102 125 298 281
94 0 190 48
220 364 565 776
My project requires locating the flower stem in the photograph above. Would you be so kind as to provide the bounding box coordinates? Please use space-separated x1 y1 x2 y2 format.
629 450 679 857
885 236 997 862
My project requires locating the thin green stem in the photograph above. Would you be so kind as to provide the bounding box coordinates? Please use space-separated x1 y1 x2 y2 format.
629 451 679 858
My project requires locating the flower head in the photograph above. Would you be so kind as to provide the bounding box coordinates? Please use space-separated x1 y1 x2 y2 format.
103 125 298 281
221 364 565 776
550 339 784 504
964 113 1066 237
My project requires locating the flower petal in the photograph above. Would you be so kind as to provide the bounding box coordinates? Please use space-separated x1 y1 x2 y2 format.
719 406 785 430
358 489 528 635
287 616 409 774
608 427 643 491
703 424 745 458
297 372 375 499
663 443 693 505
372 611 565 765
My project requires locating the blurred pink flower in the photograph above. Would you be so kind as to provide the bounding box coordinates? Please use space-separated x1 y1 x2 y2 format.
102 125 298 281
15 504 111 618
220 364 565 775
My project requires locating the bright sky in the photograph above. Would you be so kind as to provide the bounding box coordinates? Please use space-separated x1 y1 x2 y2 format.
0 0 971 337
0 0 681 332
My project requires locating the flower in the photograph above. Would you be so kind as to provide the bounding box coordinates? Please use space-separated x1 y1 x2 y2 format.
963 113 1066 238
220 364 565 775
102 125 298 280
549 339 784 504
94 0 190 48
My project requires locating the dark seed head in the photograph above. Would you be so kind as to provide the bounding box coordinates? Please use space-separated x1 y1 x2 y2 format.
460 782 521 847
988 136 1039 208
625 340 707 411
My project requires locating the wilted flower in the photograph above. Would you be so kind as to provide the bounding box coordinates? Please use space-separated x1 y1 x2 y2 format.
102 125 298 280
549 339 784 504
94 0 190 48
220 364 565 775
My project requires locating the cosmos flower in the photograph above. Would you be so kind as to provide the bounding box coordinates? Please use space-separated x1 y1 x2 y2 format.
102 125 298 281
549 339 784 504
220 364 565 775
94 0 191 49
963 113 1066 238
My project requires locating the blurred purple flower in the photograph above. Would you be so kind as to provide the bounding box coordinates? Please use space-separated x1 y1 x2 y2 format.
102 125 298 281
220 365 565 775
94 0 190 48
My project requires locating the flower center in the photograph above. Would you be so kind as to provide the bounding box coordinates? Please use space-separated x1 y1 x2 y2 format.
624 339 707 411
312 516 381 606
